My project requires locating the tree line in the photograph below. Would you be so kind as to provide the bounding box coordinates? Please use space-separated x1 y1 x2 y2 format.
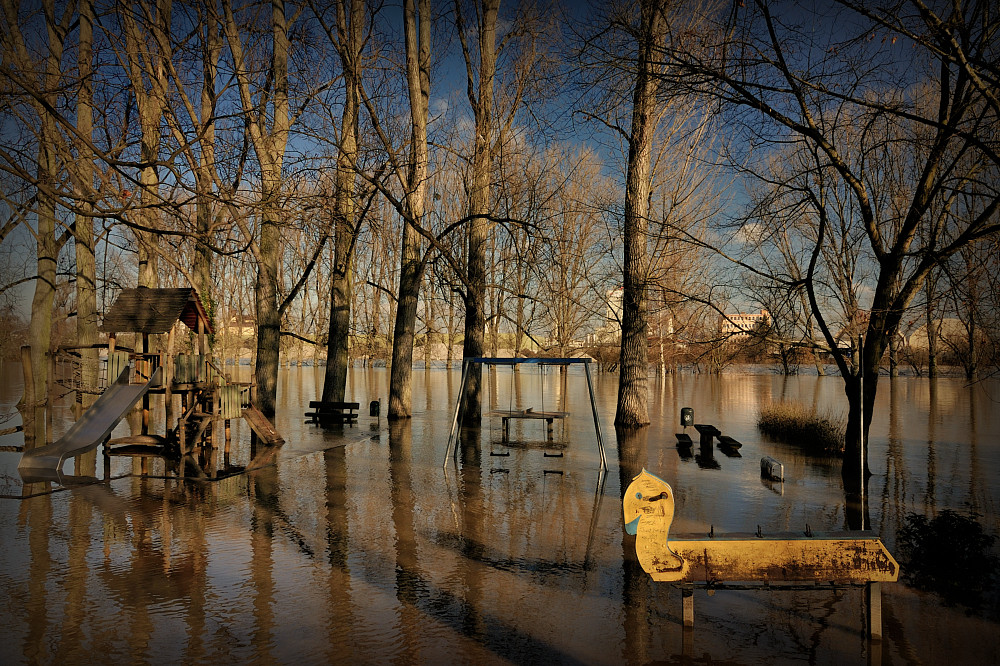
2 0 997 503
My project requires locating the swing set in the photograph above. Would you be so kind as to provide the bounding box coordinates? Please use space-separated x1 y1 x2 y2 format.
443 357 607 471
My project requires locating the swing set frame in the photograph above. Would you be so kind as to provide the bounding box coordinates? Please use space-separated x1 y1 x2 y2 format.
442 357 607 471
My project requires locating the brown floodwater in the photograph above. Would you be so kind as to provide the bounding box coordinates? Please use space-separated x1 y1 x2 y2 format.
0 363 998 664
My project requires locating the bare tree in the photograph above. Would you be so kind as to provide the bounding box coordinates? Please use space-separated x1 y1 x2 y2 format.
655 0 1000 510
456 0 500 424
1 0 77 446
387 0 430 419
616 0 666 426
222 0 321 418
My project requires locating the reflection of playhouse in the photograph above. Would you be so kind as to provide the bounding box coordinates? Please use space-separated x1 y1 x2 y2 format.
98 287 282 473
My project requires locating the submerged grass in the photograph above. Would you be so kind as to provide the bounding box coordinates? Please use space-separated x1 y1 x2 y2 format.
756 401 845 454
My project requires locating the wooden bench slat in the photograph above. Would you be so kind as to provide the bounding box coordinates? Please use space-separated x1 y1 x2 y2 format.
309 401 360 410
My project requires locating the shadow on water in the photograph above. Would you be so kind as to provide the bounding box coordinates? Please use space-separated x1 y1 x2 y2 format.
380 420 588 663
897 509 1000 615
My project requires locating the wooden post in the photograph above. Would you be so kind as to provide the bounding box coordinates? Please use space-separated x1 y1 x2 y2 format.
866 582 882 641
46 343 55 440
682 587 694 627
103 436 111 481
19 345 36 450
165 325 174 434
141 333 150 434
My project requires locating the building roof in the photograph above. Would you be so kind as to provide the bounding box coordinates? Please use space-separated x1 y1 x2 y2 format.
99 287 214 335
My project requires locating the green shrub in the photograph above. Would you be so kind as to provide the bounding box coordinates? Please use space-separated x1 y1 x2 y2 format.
756 401 845 454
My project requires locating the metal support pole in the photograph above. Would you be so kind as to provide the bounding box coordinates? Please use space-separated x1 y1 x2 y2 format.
859 334 865 531
584 361 607 472
442 358 471 467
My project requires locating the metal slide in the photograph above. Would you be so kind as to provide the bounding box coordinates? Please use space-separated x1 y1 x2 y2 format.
18 365 162 478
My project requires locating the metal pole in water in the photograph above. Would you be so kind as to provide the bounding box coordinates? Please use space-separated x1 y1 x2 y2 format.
584 360 607 472
858 334 865 531
442 358 471 467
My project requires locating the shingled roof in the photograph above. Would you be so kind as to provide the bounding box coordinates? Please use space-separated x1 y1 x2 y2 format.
99 287 214 335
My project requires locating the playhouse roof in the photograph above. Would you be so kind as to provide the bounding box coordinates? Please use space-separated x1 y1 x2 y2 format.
99 287 214 335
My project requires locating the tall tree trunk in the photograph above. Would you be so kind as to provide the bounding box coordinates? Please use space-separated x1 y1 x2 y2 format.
255 170 283 417
616 1 663 428
194 1 222 334
76 0 97 415
15 0 73 447
121 1 170 290
27 138 58 448
388 0 430 419
925 276 938 378
459 0 499 425
323 0 363 403
224 0 292 418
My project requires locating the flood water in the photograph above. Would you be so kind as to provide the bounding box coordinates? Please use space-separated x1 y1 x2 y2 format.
1 363 998 664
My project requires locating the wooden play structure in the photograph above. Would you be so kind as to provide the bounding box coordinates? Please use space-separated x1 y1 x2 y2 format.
623 469 898 640
24 287 283 481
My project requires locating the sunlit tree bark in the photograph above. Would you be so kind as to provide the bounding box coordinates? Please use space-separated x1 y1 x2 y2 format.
320 0 365 403
387 0 430 419
456 0 499 424
616 0 665 427
223 0 293 418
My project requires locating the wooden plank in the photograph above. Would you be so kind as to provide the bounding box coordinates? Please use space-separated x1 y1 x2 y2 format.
309 401 360 410
649 535 899 583
242 406 284 445
717 435 742 449
219 385 245 420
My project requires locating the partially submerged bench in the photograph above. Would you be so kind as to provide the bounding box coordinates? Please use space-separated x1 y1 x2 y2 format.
624 469 898 640
487 408 568 441
305 401 360 425
693 423 721 448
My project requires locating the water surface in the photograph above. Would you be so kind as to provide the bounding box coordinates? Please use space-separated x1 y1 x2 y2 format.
1 365 997 664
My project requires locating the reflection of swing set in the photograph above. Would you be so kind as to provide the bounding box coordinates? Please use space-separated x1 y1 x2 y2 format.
443 357 607 471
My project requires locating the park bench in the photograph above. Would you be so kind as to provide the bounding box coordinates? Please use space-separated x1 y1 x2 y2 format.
305 401 360 425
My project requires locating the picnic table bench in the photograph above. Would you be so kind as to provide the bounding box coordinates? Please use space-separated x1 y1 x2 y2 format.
487 408 569 441
305 401 360 425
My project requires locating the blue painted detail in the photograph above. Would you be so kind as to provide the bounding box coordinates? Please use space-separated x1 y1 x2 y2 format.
635 492 642 499
625 515 641 535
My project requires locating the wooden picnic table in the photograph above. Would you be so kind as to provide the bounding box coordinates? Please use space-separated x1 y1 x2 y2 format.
305 401 360 425
487 409 569 441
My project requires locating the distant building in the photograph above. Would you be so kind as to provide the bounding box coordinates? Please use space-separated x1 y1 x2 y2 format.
908 318 967 350
225 314 256 339
720 310 770 339
585 288 624 345
606 287 623 324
